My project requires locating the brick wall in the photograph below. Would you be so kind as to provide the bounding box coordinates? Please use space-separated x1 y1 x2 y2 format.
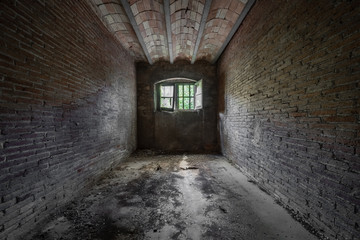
218 0 359 239
137 61 218 152
0 1 136 239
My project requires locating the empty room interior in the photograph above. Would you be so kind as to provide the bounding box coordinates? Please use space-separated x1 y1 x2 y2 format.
0 0 359 239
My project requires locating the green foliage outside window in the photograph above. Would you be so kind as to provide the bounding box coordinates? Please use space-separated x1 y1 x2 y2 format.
177 84 195 110
157 80 201 111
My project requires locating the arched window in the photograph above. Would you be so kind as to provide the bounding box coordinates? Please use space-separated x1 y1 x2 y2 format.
154 78 202 111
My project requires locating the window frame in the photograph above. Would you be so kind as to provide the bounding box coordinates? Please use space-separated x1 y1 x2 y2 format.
176 83 195 111
194 80 202 110
159 84 175 111
155 79 202 112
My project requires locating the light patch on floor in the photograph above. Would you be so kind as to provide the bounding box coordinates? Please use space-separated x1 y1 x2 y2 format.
27 153 319 240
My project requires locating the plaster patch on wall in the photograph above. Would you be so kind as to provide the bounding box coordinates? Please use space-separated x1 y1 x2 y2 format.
252 120 262 146
219 113 226 153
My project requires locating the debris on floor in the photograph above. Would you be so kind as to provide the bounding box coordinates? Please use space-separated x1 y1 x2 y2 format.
218 206 227 213
180 166 198 170
26 154 319 240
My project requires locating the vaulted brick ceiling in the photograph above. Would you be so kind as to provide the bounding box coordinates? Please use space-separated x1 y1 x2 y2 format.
88 0 254 64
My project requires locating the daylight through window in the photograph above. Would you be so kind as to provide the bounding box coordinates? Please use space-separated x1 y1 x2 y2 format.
156 79 202 111
160 85 174 109
177 84 195 110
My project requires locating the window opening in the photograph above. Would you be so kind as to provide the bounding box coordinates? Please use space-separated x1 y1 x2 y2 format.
160 85 174 110
177 83 195 110
156 79 202 112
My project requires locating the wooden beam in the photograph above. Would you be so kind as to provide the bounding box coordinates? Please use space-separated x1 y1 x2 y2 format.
164 0 173 64
211 0 256 64
120 0 153 64
191 0 212 64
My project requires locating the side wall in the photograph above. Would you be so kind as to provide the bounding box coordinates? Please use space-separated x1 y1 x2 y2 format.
218 0 359 239
0 1 136 239
137 61 218 153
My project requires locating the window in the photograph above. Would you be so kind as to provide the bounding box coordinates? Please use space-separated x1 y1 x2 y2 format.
194 80 202 110
156 79 202 111
177 83 195 110
160 85 174 110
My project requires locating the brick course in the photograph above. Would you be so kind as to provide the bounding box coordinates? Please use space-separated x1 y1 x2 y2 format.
0 1 136 239
218 0 360 239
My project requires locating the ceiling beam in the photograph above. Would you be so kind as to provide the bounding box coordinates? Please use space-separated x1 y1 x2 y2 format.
191 0 212 64
211 0 256 64
120 0 153 64
164 0 173 64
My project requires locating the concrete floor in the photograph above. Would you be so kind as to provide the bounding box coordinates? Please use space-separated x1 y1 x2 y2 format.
28 153 318 240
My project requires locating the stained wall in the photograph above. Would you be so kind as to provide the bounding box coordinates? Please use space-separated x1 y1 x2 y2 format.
0 1 136 239
218 1 360 239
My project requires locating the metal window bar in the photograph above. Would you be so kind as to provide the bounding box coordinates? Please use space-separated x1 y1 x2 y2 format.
178 84 195 110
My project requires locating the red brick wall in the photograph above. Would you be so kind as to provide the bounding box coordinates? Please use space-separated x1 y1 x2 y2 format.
218 0 359 239
0 1 136 239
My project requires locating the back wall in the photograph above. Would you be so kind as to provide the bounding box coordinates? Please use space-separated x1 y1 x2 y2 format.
137 61 218 153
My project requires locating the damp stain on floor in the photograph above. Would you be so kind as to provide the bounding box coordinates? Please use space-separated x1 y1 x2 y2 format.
28 153 319 240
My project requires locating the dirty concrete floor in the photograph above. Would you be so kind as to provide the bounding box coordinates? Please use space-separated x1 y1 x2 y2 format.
28 153 318 240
